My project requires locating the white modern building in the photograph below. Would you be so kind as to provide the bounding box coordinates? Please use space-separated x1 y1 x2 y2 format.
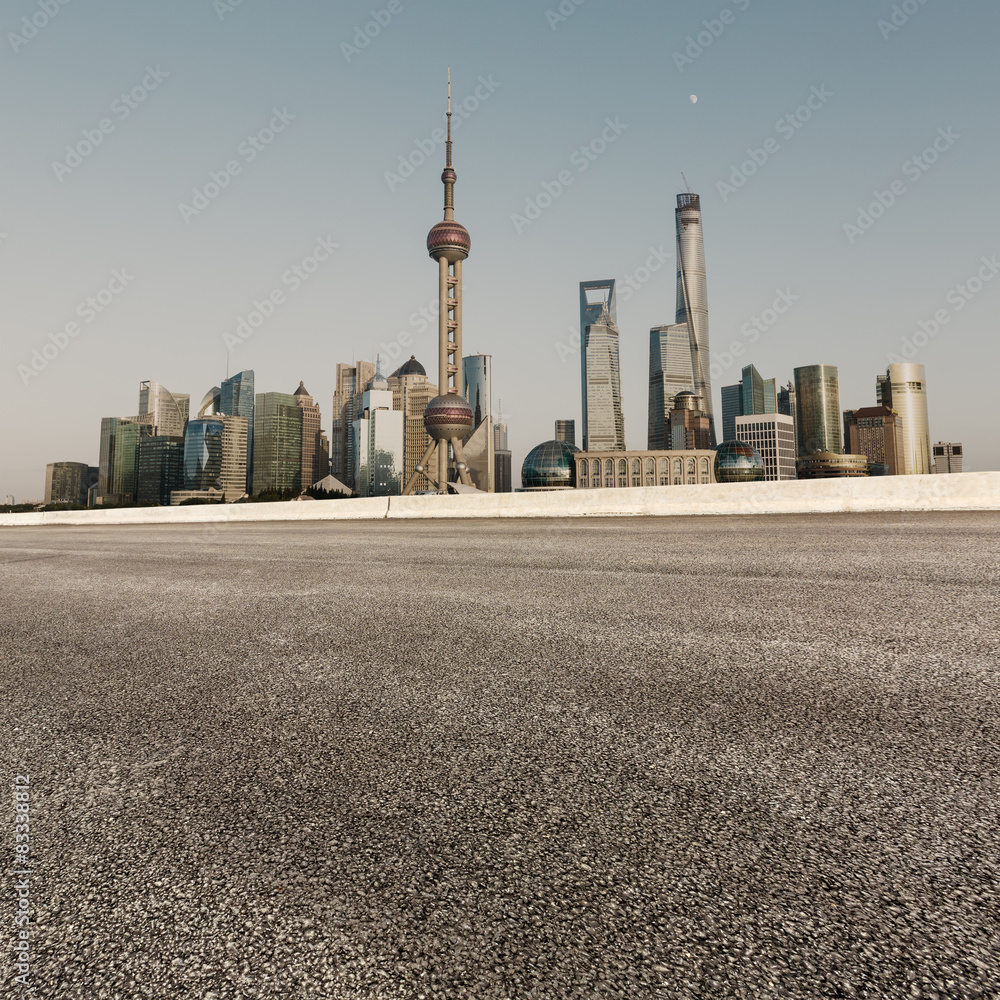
735 413 797 481
932 442 963 474
352 374 403 497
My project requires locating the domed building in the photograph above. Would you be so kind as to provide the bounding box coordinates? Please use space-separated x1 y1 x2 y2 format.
521 440 581 490
714 441 766 483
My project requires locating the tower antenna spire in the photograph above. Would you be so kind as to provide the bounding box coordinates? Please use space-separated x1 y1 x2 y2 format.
446 68 452 166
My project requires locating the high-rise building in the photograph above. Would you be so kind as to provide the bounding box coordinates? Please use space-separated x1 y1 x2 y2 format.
331 361 376 490
402 73 477 493
462 354 494 491
252 392 303 495
136 436 184 505
138 380 189 438
555 419 576 446
293 382 328 489
463 354 491 430
493 414 512 493
735 414 797 481
220 370 254 490
181 415 247 499
843 407 904 476
721 364 778 442
669 391 713 451
352 368 404 497
44 462 91 504
720 384 742 445
674 192 715 445
110 419 154 503
580 279 625 452
794 364 842 456
777 381 798 455
387 356 438 495
932 442 963 474
876 363 930 475
647 323 694 450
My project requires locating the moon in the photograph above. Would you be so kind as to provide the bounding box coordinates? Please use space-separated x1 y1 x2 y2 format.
690 94 698 104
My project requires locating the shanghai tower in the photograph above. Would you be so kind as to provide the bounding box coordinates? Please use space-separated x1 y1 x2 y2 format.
674 193 716 446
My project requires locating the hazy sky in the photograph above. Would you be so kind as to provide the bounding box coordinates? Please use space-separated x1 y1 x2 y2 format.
3 0 998 499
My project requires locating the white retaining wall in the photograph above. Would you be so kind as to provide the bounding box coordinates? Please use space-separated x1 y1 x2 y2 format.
2 472 999 527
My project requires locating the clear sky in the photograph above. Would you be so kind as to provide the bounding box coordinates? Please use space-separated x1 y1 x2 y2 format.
2 0 998 499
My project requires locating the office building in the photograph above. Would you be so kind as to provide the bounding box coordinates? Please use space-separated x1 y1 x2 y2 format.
109 419 154 504
461 354 494 492
777 381 798 455
796 452 869 479
44 462 91 505
669 391 713 450
182 415 248 499
331 361 376 489
138 380 189 438
352 368 403 497
647 323 694 450
932 442 963 474
252 392 303 495
220 369 254 490
735 414 797 481
136 436 184 506
674 192 716 445
876 363 931 475
794 364 842 456
576 450 716 488
843 407 904 476
294 382 329 488
580 280 625 452
494 417 512 493
555 419 576 446
463 354 491 431
387 356 438 494
720 364 777 443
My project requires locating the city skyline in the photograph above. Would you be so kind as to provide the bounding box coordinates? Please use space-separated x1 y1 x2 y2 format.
3 2 998 499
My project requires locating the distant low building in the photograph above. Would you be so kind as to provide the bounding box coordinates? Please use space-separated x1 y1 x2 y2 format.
796 451 869 479
576 450 716 489
44 462 91 505
932 442 963 474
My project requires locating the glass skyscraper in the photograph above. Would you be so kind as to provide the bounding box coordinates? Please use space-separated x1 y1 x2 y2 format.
137 436 184 505
221 369 254 490
462 354 491 431
184 418 225 491
794 364 842 456
138 380 189 438
647 323 694 450
252 392 303 495
580 279 625 452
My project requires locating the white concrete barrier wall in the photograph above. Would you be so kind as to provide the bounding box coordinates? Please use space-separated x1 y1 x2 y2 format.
2 472 999 527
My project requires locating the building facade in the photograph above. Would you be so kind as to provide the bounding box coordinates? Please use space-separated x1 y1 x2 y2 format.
387 356 438 494
668 391 713 450
576 450 716 489
44 462 91 504
352 375 403 497
877 363 930 475
734 414 797 481
647 323 694 449
674 193 716 445
252 392 303 495
294 382 328 488
138 380 190 438
932 442 963 474
721 364 777 443
554 419 576 446
843 406 904 476
331 361 376 489
220 369 254 491
796 451 869 479
794 364 842 456
136 436 184 505
580 280 625 452
494 419 512 493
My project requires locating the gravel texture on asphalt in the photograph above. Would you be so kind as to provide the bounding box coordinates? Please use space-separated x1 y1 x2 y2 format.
1 512 998 1000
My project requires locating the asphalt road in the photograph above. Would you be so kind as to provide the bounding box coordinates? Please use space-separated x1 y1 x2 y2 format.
2 513 999 999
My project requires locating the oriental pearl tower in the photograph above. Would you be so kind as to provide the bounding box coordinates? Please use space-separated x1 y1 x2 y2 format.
402 72 476 495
